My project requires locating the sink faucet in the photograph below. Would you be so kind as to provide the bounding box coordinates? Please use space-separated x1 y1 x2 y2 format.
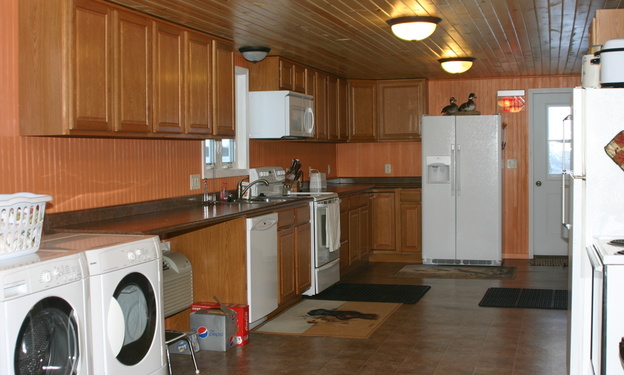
238 178 269 200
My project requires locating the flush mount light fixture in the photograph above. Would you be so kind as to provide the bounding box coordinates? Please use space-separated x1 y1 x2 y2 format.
239 47 271 63
438 57 476 74
386 16 442 41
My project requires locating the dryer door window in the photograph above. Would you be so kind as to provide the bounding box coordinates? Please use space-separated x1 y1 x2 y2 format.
109 272 157 366
14 297 79 375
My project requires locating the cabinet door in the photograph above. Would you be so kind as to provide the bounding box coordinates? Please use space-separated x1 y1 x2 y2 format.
377 80 426 140
400 202 421 255
359 205 371 257
278 227 296 303
371 191 396 250
73 0 112 132
348 80 376 141
293 63 307 93
279 59 295 91
339 203 350 272
153 22 184 133
338 77 349 141
314 70 328 140
295 222 312 294
184 31 212 135
212 39 235 136
326 74 338 140
348 209 360 263
113 8 150 133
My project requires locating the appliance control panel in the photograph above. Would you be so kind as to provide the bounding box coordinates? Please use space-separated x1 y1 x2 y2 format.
249 166 285 184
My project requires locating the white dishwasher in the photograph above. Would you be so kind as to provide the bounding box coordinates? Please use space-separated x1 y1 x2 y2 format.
246 213 279 328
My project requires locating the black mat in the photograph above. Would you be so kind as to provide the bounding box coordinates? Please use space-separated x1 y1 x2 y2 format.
479 288 568 310
304 283 431 304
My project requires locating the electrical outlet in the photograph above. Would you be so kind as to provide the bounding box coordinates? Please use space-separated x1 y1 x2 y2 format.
327 164 331 174
385 164 392 174
190 174 201 190
506 159 518 169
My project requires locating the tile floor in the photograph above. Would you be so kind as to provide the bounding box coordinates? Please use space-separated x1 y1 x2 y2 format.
169 260 569 375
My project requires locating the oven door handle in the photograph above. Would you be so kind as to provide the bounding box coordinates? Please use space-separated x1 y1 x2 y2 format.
586 245 603 273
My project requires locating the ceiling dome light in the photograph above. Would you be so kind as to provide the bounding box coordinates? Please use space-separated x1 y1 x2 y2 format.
239 46 271 63
386 16 442 41
438 57 476 74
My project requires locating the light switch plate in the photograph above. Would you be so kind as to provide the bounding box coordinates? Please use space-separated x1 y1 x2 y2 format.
506 159 518 169
385 164 392 174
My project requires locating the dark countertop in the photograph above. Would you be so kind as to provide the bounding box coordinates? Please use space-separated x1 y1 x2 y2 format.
46 178 421 238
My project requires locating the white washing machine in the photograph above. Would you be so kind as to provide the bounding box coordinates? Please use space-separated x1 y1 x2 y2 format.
0 248 90 375
41 233 167 375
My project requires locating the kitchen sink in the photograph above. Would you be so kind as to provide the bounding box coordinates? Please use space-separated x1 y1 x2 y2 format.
217 196 302 205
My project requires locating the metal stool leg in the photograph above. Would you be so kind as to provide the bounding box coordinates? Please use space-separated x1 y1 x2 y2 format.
179 336 200 374
165 330 200 374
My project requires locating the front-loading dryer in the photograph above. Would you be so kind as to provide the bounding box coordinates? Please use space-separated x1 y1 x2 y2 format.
0 248 89 375
40 233 167 375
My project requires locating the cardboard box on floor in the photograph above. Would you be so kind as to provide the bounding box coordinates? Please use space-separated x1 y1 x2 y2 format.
191 302 249 346
190 303 237 351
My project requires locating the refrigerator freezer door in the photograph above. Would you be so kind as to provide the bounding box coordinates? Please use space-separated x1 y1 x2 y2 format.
455 115 502 264
422 116 456 262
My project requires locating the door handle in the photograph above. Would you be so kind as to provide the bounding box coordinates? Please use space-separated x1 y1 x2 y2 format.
535 181 542 187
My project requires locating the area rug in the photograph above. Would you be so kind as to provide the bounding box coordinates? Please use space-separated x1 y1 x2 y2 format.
479 288 568 310
530 256 568 267
304 283 430 304
393 264 516 279
254 299 401 338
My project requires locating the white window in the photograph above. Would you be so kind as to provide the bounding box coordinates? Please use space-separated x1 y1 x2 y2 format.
546 105 572 175
202 67 250 179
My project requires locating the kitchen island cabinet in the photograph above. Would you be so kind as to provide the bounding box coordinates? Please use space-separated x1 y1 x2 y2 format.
339 191 371 274
19 0 234 139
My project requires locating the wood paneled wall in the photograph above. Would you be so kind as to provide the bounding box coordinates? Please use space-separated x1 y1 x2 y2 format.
335 142 421 176
429 76 580 259
249 140 337 179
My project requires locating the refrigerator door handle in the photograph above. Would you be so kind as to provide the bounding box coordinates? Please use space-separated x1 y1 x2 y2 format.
456 144 461 196
451 144 456 196
562 172 571 229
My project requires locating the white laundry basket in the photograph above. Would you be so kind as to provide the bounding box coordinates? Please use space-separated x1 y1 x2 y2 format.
0 193 52 260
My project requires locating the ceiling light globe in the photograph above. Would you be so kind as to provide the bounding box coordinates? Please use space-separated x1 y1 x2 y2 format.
386 16 442 41
438 58 476 74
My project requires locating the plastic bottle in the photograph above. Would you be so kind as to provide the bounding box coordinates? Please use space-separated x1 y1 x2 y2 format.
220 183 228 201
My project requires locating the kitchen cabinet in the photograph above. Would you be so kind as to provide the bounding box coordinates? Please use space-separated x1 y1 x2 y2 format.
277 204 311 305
370 188 422 262
312 70 328 140
348 80 377 141
377 79 427 140
327 75 349 141
19 0 234 139
590 9 624 50
249 56 307 94
339 192 371 273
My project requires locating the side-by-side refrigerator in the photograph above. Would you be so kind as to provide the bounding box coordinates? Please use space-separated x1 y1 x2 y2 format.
421 114 502 266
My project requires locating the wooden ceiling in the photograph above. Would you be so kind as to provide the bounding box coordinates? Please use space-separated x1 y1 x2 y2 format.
109 0 624 80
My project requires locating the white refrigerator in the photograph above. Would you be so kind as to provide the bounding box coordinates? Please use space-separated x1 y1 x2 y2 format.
421 114 502 266
566 87 624 375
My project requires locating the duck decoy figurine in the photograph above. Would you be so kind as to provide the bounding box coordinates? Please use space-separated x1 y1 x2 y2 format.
459 93 477 112
441 97 459 116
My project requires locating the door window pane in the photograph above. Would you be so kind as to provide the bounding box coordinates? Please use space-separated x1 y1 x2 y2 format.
547 106 571 175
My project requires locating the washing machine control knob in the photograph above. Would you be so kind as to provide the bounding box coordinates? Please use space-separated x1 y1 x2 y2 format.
40 271 52 283
127 251 136 261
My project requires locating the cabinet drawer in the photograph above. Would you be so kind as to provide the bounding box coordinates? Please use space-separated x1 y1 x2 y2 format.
401 189 421 202
277 209 295 228
294 205 310 225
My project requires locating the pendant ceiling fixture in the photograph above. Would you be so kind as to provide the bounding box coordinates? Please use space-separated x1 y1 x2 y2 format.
239 47 271 63
438 57 476 74
386 16 442 41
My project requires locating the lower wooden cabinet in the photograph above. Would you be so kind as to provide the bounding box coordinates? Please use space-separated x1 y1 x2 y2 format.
339 192 371 274
371 188 422 262
277 204 311 305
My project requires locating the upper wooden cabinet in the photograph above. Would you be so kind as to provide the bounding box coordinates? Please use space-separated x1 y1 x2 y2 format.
348 80 377 141
348 79 427 141
377 79 427 140
327 74 348 141
249 56 307 94
590 9 624 49
19 0 234 139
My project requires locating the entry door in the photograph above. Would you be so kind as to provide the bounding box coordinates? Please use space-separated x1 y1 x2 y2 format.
531 89 572 256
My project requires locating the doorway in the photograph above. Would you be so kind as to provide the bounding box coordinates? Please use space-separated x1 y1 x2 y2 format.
529 89 572 256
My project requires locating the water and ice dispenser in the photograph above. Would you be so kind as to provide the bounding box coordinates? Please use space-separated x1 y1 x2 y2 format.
426 156 451 183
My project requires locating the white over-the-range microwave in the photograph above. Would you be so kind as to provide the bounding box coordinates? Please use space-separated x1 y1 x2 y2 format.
248 91 315 139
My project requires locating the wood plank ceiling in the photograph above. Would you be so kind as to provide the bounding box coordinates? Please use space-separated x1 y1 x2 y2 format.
109 0 624 80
